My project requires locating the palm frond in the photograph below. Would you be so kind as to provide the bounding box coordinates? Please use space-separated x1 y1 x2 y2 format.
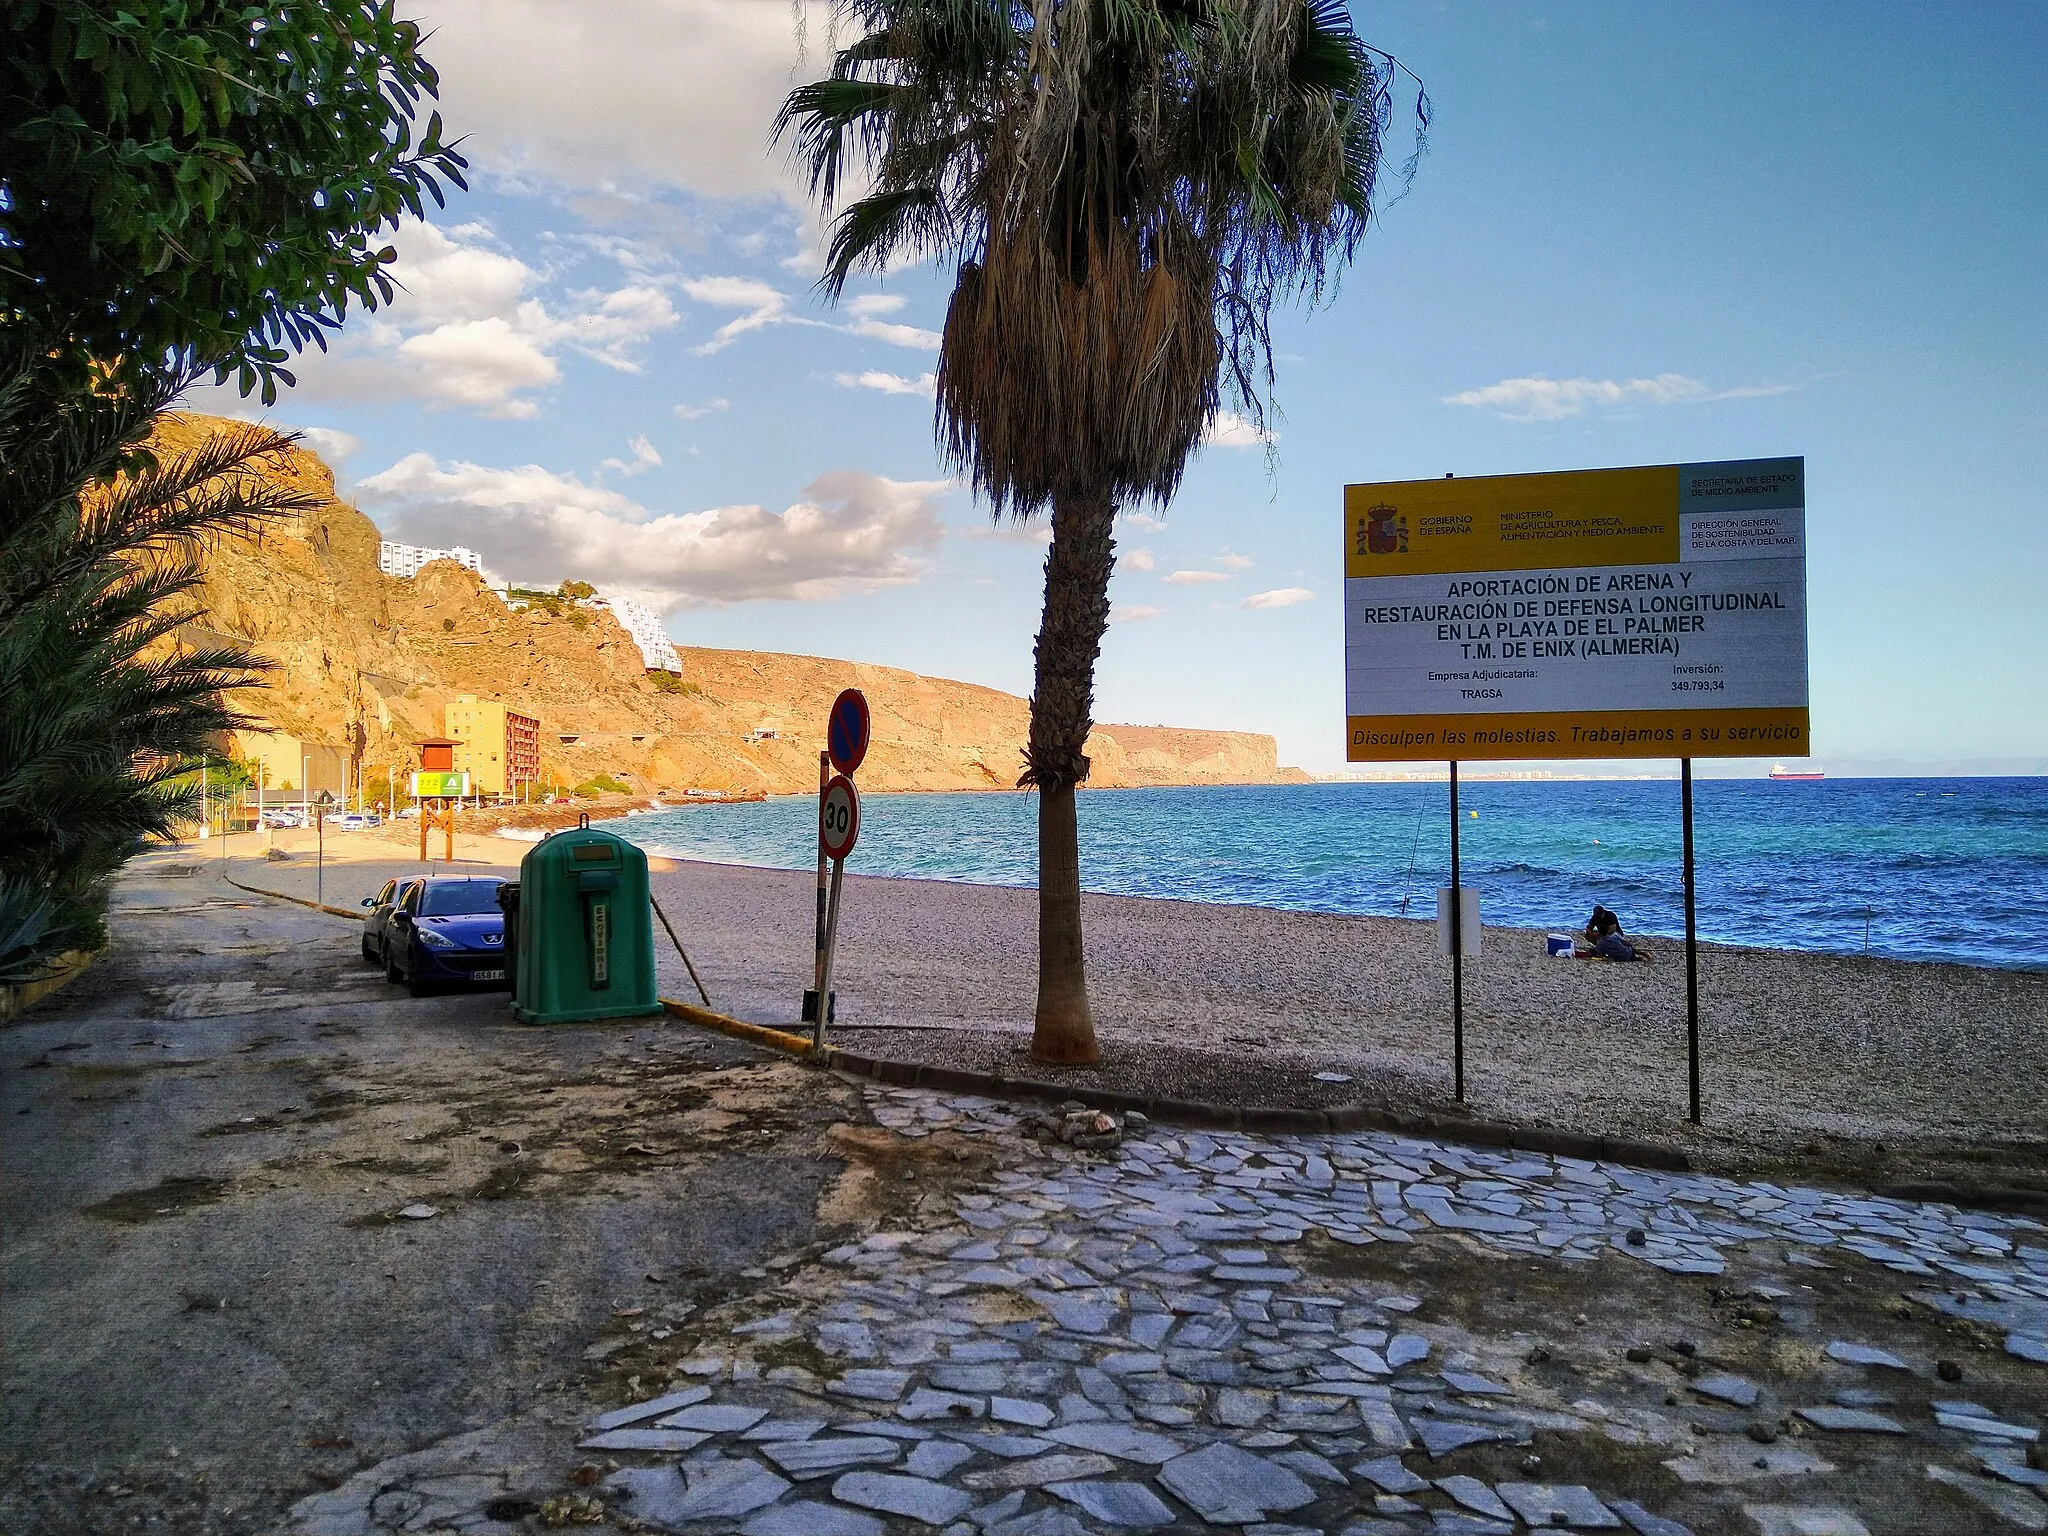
0 366 292 952
822 186 948 296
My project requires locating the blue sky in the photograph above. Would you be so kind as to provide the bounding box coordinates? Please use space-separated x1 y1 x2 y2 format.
196 0 2048 776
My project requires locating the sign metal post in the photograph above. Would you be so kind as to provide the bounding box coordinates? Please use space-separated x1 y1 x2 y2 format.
1682 757 1701 1124
1448 760 1464 1102
314 789 333 909
808 750 830 1031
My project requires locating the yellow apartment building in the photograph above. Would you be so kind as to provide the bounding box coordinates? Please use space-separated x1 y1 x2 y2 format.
445 696 542 796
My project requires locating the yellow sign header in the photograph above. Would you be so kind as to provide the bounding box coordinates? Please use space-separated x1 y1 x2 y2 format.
1345 464 1681 578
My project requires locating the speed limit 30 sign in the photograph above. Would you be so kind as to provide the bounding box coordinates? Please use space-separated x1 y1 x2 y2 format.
819 773 861 861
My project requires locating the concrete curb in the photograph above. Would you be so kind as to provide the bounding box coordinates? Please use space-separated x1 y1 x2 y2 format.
653 997 1691 1173
221 869 364 920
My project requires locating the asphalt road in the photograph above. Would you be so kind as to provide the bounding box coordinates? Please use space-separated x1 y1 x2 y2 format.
0 848 858 1535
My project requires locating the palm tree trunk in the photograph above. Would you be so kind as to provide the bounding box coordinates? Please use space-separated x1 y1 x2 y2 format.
1027 487 1115 1065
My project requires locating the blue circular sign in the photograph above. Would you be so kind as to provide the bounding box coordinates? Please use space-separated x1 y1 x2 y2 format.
828 688 870 775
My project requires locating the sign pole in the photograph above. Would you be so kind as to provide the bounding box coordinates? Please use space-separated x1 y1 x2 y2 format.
809 749 829 1037
1682 757 1701 1125
817 856 846 1048
810 692 869 1040
1449 759 1464 1103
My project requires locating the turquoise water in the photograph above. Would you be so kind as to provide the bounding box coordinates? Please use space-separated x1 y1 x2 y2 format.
618 778 2048 970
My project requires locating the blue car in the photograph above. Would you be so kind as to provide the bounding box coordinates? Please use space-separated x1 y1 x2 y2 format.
383 876 510 997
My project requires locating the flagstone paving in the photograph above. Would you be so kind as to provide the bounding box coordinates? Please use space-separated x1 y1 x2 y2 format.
552 1083 2048 1535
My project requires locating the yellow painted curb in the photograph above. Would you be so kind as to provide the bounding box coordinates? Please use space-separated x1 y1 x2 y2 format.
220 869 362 920
659 997 822 1059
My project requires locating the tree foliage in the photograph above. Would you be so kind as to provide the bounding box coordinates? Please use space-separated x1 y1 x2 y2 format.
1 0 467 400
777 0 1424 518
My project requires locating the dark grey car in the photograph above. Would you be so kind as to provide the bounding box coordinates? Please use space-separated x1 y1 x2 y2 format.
358 878 411 963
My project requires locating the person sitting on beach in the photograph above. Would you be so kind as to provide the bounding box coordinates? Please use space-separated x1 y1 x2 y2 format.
1581 905 1651 962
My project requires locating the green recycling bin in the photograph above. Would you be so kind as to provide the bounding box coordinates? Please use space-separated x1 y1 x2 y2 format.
511 822 662 1024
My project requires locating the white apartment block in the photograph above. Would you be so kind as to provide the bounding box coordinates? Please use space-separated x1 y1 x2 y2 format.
593 590 682 674
378 541 485 580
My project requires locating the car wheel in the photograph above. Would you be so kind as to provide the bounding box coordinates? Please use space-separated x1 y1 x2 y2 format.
384 943 404 985
406 944 435 998
361 932 377 962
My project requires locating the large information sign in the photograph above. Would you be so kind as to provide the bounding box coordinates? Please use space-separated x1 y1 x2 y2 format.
1344 457 1807 761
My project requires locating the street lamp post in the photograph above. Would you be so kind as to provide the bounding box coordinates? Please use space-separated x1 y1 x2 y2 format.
315 789 335 909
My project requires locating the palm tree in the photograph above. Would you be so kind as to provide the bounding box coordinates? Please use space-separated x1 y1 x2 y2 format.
0 336 315 963
778 0 1422 1063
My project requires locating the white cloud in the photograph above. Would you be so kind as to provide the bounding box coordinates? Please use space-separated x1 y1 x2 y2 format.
602 435 663 477
417 0 822 206
684 275 939 354
1204 410 1272 448
1215 552 1254 571
674 397 731 420
294 426 361 466
569 285 683 369
1164 569 1231 585
1110 604 1166 623
849 316 943 350
1243 587 1314 610
394 315 560 415
683 275 796 353
1118 511 1169 533
1123 547 1156 572
191 221 680 419
846 294 907 318
1444 372 1797 421
356 453 948 607
962 520 1053 546
836 370 937 398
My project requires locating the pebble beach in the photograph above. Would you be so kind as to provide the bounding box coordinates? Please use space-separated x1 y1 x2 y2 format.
647 858 2048 1185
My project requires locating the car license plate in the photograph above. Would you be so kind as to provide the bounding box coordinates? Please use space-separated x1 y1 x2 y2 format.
472 969 506 982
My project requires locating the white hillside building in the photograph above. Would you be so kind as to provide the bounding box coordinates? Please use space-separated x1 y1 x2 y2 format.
593 590 682 673
379 541 484 580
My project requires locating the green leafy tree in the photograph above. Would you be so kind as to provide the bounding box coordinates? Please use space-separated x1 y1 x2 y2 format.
0 1 464 971
778 0 1422 1063
2 0 467 400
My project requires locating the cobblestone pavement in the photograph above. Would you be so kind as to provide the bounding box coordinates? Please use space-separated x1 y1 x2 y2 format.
292 1084 2048 1536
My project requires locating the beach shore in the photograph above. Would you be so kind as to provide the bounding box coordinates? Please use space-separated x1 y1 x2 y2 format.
214 825 2048 1193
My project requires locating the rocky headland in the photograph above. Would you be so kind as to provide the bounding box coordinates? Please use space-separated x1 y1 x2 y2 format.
157 413 1308 797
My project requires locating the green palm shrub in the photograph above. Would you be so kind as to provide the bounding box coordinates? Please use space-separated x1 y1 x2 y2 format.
0 340 317 955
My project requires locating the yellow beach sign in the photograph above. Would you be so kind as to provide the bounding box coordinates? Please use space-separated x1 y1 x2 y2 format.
1344 458 1808 761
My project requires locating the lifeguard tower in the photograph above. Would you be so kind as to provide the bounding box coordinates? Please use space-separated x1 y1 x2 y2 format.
412 737 467 863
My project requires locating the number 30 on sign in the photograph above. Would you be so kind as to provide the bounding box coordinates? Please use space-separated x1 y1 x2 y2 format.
819 774 860 861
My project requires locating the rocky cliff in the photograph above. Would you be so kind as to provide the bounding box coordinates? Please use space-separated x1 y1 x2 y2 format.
159 412 1309 796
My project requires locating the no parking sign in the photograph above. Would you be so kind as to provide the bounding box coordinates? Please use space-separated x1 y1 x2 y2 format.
828 688 870 775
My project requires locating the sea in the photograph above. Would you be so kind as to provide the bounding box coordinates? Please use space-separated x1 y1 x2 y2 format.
614 778 2048 971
